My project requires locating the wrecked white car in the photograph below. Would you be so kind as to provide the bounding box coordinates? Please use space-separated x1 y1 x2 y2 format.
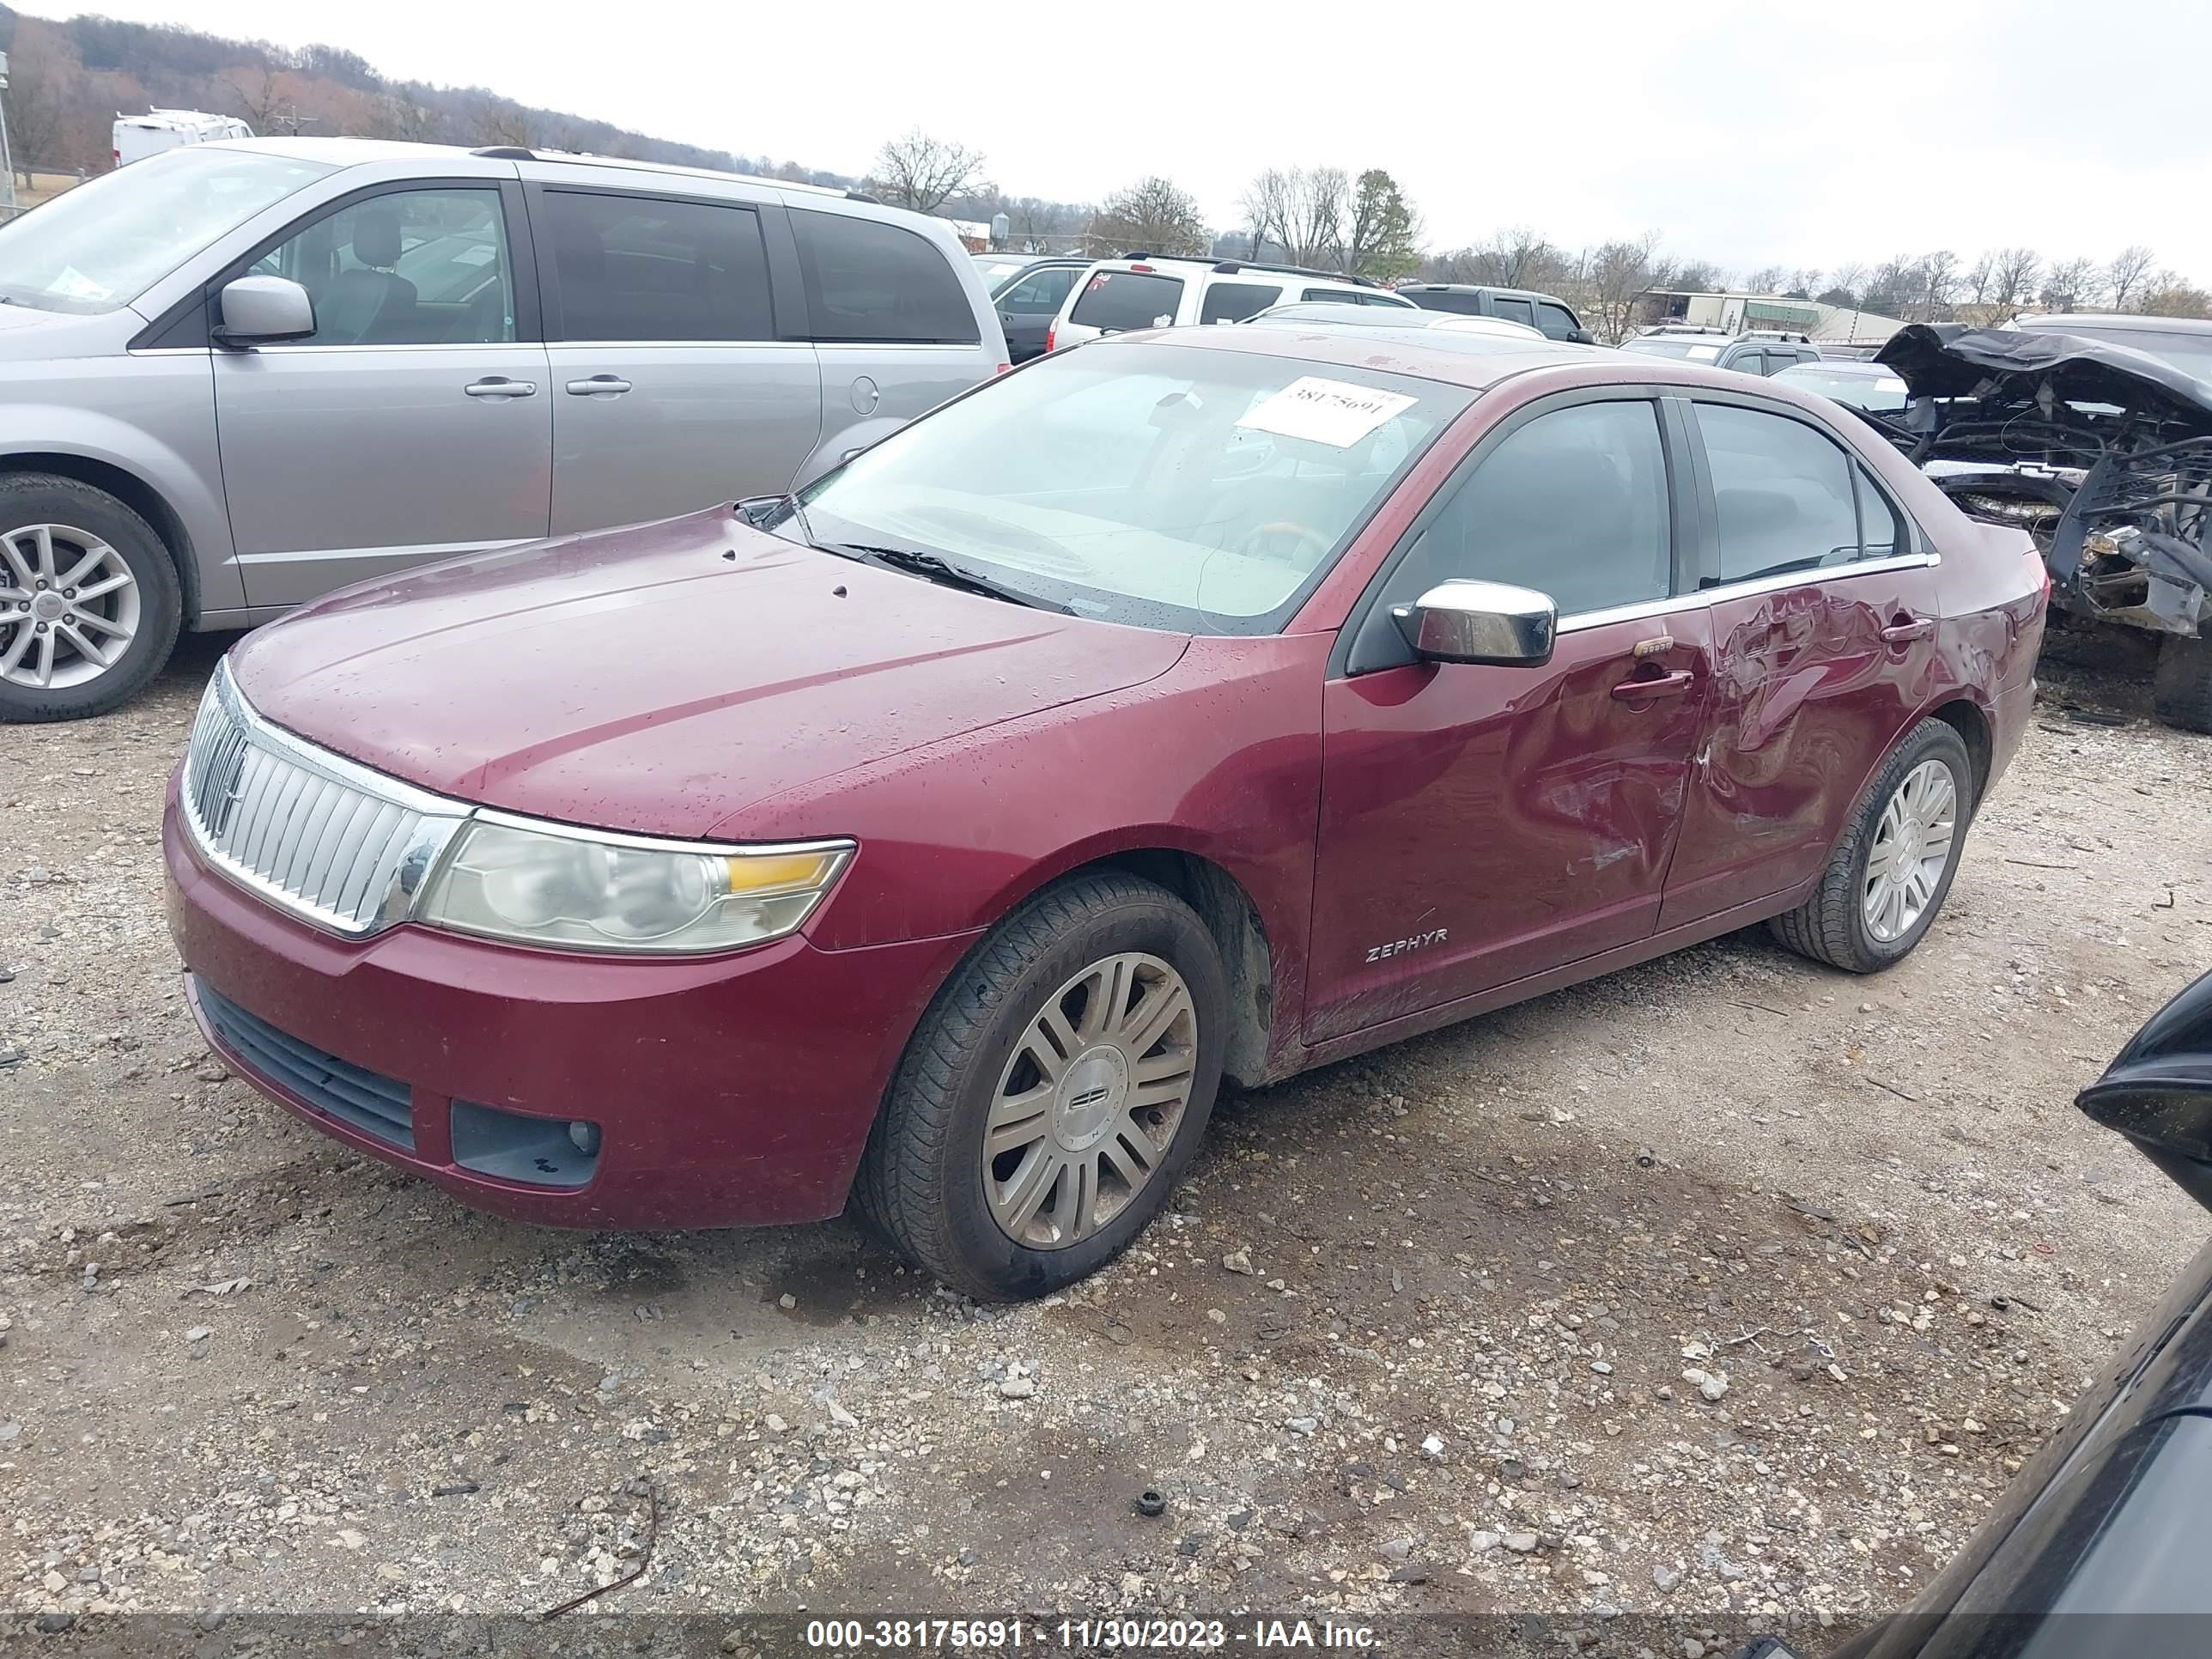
1870 323 2212 732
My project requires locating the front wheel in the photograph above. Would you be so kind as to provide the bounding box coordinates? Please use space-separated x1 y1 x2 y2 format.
0 473 183 722
854 872 1227 1301
1770 717 1975 973
2154 633 2212 735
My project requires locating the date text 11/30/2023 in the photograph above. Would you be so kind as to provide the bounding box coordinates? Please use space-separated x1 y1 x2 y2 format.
802 1618 1380 1650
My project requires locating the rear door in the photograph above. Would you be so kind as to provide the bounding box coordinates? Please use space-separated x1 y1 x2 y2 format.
996 264 1079 362
1307 393 1714 1042
212 179 552 607
1197 280 1287 324
535 182 823 534
788 206 999 477
1659 395 1945 926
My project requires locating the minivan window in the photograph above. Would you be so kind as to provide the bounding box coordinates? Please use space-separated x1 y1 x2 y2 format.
1200 281 1285 325
792 210 980 344
1386 399 1672 617
545 191 772 342
1069 270 1186 331
784 342 1468 635
1534 302 1577 339
252 187 516 345
0 146 331 313
1697 403 1863 582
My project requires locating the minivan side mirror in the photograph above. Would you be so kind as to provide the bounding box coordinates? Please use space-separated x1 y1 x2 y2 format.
214 276 315 347
1390 579 1556 666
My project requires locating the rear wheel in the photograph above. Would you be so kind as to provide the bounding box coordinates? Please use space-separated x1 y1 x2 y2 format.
0 474 182 722
854 872 1226 1301
1770 718 1975 973
2154 633 2212 735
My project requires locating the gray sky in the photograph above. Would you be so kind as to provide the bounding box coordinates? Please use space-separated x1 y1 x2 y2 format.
77 0 2212 281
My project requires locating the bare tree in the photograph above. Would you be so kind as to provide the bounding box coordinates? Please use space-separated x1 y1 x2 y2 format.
1089 176 1207 257
1744 264 1787 295
475 101 538 149
228 64 313 135
2040 256 2103 311
1238 168 1292 259
2140 272 2212 319
2107 245 2157 311
869 130 988 215
2 53 66 187
1911 251 1960 322
1962 251 1996 308
1988 246 2043 315
1571 232 1663 343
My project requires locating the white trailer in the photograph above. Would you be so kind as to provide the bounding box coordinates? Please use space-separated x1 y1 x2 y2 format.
112 110 254 167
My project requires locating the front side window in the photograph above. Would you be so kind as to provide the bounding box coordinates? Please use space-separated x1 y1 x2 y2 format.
781 343 1469 634
792 210 980 344
0 146 331 313
1382 399 1673 618
1534 302 1578 339
544 191 771 342
1696 403 1864 583
1068 269 1186 331
252 186 514 345
1000 266 1077 315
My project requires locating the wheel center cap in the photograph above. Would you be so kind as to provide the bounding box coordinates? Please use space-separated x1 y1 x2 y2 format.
1053 1046 1128 1151
30 592 64 623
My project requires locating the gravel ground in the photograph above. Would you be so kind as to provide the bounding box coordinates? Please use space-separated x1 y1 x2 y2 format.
3 625 2209 1648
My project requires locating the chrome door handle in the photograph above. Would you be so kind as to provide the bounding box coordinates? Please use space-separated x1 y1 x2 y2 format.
1612 668 1695 702
1881 617 1936 644
465 377 537 398
565 375 634 398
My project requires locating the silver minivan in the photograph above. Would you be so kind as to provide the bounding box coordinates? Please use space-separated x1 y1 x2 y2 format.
0 138 1007 720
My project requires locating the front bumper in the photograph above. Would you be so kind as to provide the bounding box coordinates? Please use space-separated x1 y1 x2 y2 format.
164 787 976 1230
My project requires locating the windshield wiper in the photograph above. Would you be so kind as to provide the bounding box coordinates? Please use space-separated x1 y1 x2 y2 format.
830 544 1073 615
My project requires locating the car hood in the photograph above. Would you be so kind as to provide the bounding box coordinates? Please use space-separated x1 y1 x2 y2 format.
1877 324 2212 428
229 507 1190 839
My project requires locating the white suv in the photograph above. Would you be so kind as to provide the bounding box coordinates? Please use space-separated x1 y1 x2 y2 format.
1044 255 1413 350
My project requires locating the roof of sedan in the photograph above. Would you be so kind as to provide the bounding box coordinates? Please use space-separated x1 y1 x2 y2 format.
1093 319 1602 392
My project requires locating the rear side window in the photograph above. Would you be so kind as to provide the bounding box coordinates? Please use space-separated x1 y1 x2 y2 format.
543 191 771 342
791 210 980 344
1534 301 1578 339
1492 296 1535 327
1199 281 1284 325
1697 404 1864 583
1302 286 1370 304
1406 289 1483 316
1069 269 1185 331
1387 399 1673 617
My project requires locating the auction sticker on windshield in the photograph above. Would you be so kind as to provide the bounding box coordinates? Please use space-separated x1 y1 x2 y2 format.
1237 376 1417 447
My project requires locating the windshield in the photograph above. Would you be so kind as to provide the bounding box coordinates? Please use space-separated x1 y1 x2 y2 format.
1773 365 1909 413
976 258 1030 288
0 148 331 313
1622 337 1723 362
781 343 1470 634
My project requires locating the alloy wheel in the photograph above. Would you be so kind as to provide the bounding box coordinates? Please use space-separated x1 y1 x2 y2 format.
1863 758 1958 944
0 523 141 690
984 951 1199 1249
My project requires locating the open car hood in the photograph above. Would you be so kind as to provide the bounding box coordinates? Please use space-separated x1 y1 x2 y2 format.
1877 324 2212 428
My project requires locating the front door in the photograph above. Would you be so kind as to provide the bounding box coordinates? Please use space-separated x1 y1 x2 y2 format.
996 264 1079 362
1659 397 1947 925
1307 395 1712 1043
213 182 551 608
536 186 824 535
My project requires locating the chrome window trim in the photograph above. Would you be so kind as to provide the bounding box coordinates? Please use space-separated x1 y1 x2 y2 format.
182 661 856 944
1555 550 1941 635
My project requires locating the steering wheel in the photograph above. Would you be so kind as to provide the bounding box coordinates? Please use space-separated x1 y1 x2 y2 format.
1237 520 1332 564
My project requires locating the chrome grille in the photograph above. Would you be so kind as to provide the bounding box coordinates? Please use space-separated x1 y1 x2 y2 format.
180 664 466 936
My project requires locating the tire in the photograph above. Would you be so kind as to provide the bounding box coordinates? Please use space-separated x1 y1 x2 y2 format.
2154 633 2212 735
1769 717 1976 974
854 872 1228 1301
0 473 183 722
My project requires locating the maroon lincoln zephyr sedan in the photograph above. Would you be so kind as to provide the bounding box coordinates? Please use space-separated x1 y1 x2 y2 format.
165 320 2047 1298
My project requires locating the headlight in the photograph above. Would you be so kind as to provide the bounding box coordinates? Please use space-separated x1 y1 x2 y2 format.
416 815 852 955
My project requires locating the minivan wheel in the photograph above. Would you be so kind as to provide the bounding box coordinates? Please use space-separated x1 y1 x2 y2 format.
854 872 1227 1301
0 474 183 722
1770 717 1976 974
2153 633 2212 735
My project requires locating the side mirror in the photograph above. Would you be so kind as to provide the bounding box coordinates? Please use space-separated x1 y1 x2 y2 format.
1569 328 1599 346
1390 578 1556 666
214 275 315 347
2078 967 2212 1214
